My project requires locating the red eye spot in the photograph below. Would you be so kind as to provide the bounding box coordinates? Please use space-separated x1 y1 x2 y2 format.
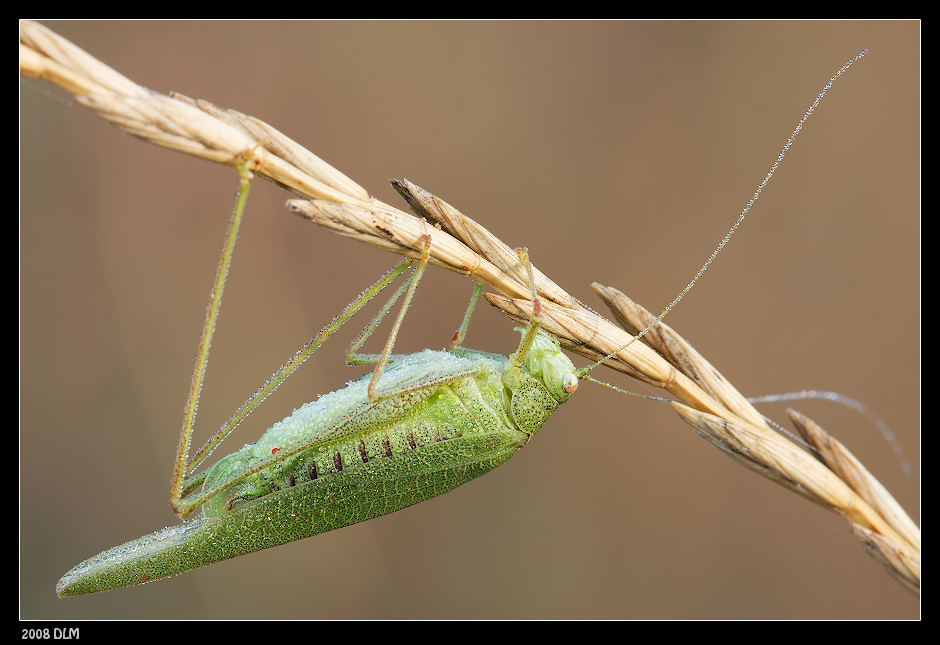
271 447 280 454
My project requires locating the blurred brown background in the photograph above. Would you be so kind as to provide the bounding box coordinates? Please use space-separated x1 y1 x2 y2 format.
21 21 919 619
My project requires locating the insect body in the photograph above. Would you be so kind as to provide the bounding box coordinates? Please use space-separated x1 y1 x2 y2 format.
57 313 579 594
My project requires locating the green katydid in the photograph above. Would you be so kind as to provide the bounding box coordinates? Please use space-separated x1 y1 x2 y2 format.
56 162 585 596
54 50 873 597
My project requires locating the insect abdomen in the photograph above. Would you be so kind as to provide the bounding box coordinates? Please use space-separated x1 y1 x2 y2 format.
56 431 520 596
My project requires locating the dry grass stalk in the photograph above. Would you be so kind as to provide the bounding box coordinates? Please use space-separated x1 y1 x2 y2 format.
20 20 919 595
850 524 921 596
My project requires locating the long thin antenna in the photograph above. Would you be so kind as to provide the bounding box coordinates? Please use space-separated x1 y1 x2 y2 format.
583 50 869 374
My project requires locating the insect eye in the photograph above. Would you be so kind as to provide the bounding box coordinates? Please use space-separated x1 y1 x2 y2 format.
562 373 578 394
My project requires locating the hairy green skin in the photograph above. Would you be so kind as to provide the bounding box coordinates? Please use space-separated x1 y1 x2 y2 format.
57 332 577 596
